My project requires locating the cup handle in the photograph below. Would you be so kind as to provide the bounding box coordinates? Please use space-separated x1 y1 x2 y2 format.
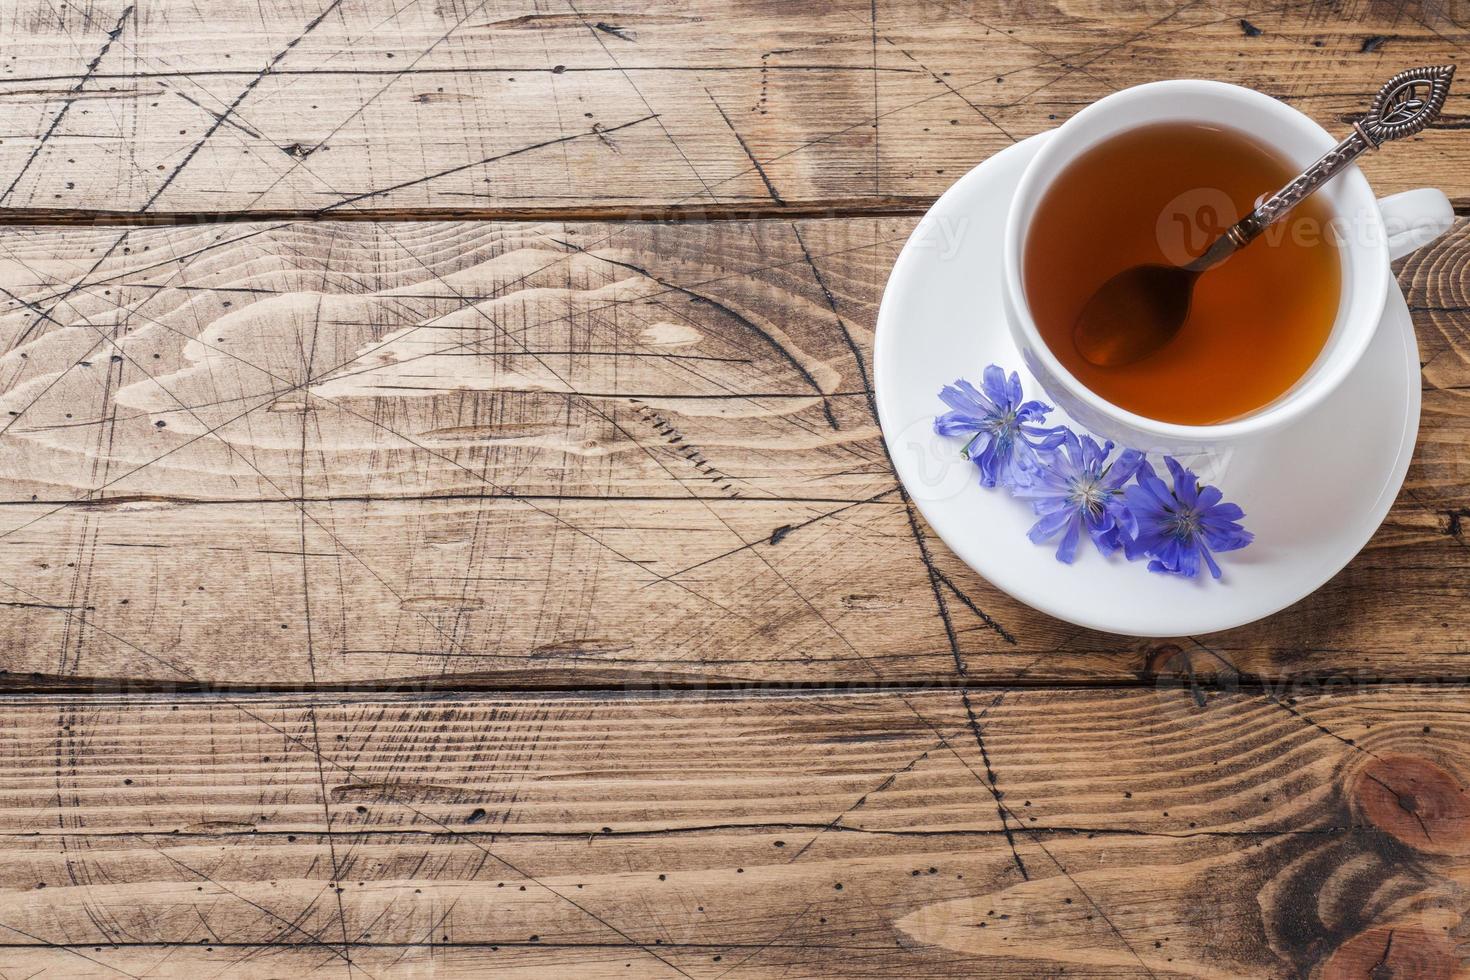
1377 188 1454 261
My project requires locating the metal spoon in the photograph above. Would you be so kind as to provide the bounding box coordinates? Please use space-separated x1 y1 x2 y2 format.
1072 64 1455 369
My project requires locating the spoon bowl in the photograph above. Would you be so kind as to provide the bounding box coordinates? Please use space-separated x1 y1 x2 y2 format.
1073 263 1197 367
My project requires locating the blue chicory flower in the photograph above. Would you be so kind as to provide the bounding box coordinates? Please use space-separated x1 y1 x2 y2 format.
934 365 1064 488
1124 456 1253 579
1011 431 1145 563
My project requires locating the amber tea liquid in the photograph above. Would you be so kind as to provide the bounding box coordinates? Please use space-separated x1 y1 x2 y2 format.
1024 122 1342 425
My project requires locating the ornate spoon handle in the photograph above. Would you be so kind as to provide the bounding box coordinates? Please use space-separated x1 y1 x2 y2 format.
1185 64 1455 273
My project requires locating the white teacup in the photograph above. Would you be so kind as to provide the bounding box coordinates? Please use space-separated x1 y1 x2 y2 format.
1002 79 1453 453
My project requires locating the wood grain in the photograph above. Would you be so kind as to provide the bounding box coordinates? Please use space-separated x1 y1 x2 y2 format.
0 217 1467 687
0 0 1468 217
0 686 1465 977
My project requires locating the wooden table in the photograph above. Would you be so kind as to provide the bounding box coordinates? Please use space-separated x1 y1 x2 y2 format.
0 2 1467 976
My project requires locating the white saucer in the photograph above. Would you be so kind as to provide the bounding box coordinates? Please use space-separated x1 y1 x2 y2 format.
874 132 1420 637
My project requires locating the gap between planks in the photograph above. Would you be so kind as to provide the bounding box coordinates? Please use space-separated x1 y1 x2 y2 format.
4 674 1470 698
0 199 937 227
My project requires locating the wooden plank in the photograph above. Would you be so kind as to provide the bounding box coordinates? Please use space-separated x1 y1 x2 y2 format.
0 686 1464 977
0 217 1468 687
0 220 900 504
0 0 1467 216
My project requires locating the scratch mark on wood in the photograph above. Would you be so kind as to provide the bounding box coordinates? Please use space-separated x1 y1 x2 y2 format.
139 0 347 211
630 401 741 497
589 122 622 154
566 0 719 202
0 918 140 978
322 114 658 210
933 568 1018 645
787 744 935 861
556 239 837 428
704 87 784 205
170 89 264 140
1189 638 1381 761
593 21 634 41
645 488 898 586
957 690 1029 880
155 850 357 969
0 4 133 206
881 37 1018 143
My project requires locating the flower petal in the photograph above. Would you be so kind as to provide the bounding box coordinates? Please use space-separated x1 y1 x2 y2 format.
1026 495 1076 517
1124 481 1170 517
1010 484 1066 502
1004 369 1025 407
980 365 1011 409
1025 425 1070 452
1078 434 1108 469
1054 513 1084 564
938 379 991 418
1164 456 1201 507
1090 520 1124 557
1203 501 1245 523
1131 462 1176 509
1124 523 1165 561
934 411 982 438
1103 449 1146 490
1201 520 1254 553
962 429 995 460
1194 484 1224 511
1173 540 1201 579
1027 506 1076 544
1105 495 1136 533
1145 534 1189 576
1017 400 1055 424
